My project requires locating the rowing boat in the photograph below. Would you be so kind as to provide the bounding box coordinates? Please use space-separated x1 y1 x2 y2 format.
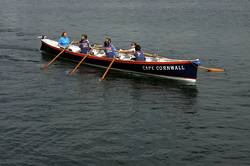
40 37 201 83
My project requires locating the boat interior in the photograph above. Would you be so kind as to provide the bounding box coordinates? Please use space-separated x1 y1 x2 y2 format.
42 39 186 62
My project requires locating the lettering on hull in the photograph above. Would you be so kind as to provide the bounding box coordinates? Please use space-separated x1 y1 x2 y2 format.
142 65 185 71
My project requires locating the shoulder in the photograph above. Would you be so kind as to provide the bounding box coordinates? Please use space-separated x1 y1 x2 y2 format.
111 44 116 49
58 37 64 43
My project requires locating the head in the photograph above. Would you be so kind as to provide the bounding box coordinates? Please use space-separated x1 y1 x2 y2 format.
61 32 67 37
131 42 137 48
135 44 141 51
81 34 88 40
105 37 112 43
104 40 110 47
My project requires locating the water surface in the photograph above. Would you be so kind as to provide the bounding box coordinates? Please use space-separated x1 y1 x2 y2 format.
0 0 250 165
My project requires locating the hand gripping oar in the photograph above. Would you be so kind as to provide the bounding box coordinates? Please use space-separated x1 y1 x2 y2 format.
43 41 73 69
198 66 225 72
69 54 89 75
99 57 116 81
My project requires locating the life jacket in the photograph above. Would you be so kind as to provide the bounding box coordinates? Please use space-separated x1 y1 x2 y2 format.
134 51 145 61
104 44 117 58
79 39 91 54
58 37 70 47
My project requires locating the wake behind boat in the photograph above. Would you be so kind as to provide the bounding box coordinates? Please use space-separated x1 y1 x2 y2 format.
40 37 201 83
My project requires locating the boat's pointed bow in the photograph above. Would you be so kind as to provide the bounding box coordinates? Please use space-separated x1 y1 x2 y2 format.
192 59 202 66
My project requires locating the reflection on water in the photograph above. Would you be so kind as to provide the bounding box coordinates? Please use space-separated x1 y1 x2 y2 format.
42 52 199 117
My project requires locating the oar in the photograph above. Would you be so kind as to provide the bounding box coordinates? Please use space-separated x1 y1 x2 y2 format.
144 52 161 58
69 55 88 75
99 58 116 81
198 66 225 72
43 41 73 69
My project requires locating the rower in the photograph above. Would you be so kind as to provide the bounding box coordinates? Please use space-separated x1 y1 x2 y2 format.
132 44 145 61
78 34 91 54
103 38 118 58
58 32 70 48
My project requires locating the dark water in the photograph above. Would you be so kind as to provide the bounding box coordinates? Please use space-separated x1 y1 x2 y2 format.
1 0 250 165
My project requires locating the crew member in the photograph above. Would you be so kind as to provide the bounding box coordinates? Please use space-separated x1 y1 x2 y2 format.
103 38 118 58
79 34 91 54
133 44 145 61
58 32 70 48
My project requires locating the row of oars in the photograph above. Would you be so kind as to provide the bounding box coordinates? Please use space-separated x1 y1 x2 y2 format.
42 43 115 81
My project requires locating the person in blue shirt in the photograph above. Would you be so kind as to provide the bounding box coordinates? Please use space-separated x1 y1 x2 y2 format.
132 44 145 61
58 32 70 48
103 38 118 58
78 34 91 54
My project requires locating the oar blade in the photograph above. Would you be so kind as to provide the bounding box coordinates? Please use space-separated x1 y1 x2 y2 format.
69 70 75 75
207 68 225 72
42 64 48 69
199 66 225 72
69 55 88 75
99 58 116 81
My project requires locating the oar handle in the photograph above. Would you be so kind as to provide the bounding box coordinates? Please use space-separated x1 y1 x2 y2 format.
99 58 116 81
144 52 160 58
